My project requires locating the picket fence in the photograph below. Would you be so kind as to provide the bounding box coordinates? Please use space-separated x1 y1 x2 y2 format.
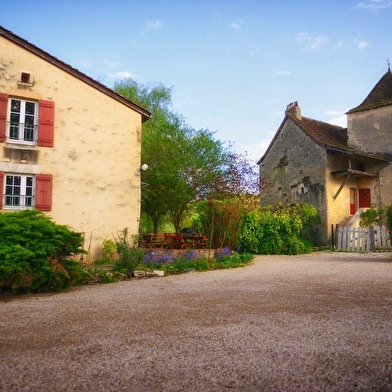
335 225 391 252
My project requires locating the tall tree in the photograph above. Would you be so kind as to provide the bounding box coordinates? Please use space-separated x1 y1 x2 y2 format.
114 79 259 233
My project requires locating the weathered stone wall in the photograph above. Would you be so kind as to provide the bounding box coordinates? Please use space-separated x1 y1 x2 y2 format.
0 36 143 260
259 119 328 244
347 106 392 159
347 106 392 209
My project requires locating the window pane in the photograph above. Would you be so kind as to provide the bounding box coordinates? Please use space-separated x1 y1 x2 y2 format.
11 99 21 113
25 102 35 115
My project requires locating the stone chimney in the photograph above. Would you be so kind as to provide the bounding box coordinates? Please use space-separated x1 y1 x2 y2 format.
285 101 302 120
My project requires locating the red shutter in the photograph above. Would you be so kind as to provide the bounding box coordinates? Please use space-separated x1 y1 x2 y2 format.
0 93 8 142
35 174 53 211
0 171 4 209
38 100 55 147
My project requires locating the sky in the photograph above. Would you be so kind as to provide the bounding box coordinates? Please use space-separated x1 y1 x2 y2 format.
1 0 391 164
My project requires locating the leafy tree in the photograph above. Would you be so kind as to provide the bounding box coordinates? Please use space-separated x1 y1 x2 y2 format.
114 78 259 233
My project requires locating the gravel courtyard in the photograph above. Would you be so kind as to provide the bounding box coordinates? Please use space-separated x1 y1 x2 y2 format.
1 252 391 392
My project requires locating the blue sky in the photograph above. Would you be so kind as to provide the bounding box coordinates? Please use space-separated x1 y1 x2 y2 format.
1 0 391 163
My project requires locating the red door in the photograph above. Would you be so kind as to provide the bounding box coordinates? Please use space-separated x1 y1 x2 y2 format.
359 189 371 208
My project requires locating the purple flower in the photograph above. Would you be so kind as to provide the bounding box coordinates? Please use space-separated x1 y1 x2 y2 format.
214 247 232 260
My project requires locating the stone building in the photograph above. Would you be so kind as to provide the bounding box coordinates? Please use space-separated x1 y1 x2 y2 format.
0 26 150 261
258 69 392 245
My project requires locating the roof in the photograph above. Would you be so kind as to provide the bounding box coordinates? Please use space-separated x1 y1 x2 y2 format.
257 112 389 164
347 69 392 114
0 26 151 122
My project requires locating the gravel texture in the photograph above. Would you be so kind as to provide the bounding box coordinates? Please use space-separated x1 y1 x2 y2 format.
1 251 391 392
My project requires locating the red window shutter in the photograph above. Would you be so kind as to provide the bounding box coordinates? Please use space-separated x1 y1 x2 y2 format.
38 100 55 147
35 174 53 211
0 171 4 209
0 93 8 142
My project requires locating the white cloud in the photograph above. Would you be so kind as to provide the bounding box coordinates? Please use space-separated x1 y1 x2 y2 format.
245 139 274 161
147 20 163 30
355 39 370 49
108 71 137 79
74 60 93 68
141 20 163 34
296 32 328 50
335 40 347 48
248 46 260 55
354 0 392 11
277 70 291 75
101 59 121 68
324 109 348 127
329 115 347 128
230 22 241 30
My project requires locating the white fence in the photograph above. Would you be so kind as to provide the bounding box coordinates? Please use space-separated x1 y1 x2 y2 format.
335 225 391 252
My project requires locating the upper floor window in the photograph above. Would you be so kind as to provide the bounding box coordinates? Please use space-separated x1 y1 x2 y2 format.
0 93 55 147
8 98 38 145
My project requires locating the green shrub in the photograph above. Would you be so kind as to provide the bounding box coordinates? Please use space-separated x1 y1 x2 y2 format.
360 205 392 232
0 210 85 292
114 228 144 277
238 204 314 255
95 238 117 265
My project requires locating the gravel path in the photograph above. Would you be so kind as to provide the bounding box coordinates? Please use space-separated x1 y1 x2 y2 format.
1 252 391 392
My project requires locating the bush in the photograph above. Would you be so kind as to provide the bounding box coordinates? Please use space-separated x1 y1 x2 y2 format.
0 210 85 292
114 229 144 277
238 204 314 255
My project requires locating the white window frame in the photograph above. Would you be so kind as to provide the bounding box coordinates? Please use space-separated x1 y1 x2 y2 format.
3 173 36 209
6 98 38 145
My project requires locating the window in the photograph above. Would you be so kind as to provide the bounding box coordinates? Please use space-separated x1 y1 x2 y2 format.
0 93 55 147
4 174 35 208
8 98 38 144
0 172 52 211
20 72 33 84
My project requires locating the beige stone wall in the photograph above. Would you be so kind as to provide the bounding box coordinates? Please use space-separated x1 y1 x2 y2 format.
0 36 143 261
347 106 392 157
259 119 328 244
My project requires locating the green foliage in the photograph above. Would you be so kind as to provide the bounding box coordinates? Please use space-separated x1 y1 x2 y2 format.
95 239 117 265
238 203 315 254
360 206 385 227
193 198 244 249
144 249 254 275
0 210 85 292
114 78 259 233
82 268 126 284
214 248 254 269
386 206 392 232
359 205 392 233
114 229 145 277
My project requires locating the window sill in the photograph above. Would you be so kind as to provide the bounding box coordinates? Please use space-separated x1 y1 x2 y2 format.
4 143 39 151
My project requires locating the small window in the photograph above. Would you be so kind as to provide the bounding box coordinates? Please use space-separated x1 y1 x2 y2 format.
4 174 35 208
19 72 33 85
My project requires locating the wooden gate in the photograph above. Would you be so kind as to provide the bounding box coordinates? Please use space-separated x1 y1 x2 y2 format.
336 225 391 252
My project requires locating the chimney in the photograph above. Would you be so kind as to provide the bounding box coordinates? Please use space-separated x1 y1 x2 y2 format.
285 101 302 120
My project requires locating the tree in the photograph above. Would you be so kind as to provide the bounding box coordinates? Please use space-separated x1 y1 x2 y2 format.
114 79 259 233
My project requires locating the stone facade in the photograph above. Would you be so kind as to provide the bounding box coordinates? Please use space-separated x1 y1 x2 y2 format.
258 70 392 245
0 27 150 261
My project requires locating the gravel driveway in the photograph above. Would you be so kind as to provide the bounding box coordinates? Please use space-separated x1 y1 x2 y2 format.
1 252 391 392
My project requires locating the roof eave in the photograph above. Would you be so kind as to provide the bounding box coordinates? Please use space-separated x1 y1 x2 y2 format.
0 26 151 122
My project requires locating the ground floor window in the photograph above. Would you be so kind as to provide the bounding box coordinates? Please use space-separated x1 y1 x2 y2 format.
4 174 35 208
